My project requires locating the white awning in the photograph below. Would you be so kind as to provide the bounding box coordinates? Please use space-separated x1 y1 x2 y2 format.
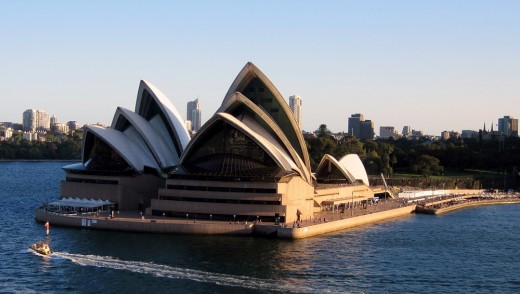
48 197 113 209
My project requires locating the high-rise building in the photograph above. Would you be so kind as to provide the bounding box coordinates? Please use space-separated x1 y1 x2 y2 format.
187 99 201 132
498 115 518 137
50 115 58 126
36 111 50 131
50 115 58 131
348 113 374 139
23 109 50 132
289 95 302 129
402 126 411 136
347 113 363 138
23 109 37 131
360 120 375 140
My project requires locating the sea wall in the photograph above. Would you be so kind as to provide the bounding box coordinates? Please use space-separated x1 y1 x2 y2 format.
35 209 254 235
277 205 416 239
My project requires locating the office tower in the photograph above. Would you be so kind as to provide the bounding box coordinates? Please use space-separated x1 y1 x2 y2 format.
347 113 363 138
187 99 201 132
289 95 302 129
498 116 519 137
360 120 375 140
348 113 374 140
402 126 411 136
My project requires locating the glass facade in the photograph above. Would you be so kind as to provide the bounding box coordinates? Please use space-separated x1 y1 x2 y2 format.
316 161 351 185
241 78 304 162
83 135 131 172
182 121 282 177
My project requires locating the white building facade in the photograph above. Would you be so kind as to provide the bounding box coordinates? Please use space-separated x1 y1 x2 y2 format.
289 95 302 129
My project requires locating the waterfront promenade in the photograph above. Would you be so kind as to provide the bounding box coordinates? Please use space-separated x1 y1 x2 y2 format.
35 198 417 239
35 191 520 239
415 193 520 215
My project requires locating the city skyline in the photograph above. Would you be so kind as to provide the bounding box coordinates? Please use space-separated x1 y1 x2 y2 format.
1 1 519 135
3 105 518 138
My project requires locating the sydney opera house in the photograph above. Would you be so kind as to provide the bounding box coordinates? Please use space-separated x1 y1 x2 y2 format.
60 62 375 224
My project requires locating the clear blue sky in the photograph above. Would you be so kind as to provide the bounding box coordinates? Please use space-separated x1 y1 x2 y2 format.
1 0 519 136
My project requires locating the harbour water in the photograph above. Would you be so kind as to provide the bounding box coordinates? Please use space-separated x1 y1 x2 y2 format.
1 161 520 293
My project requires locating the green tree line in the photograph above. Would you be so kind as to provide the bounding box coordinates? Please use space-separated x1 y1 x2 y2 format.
2 125 520 180
0 130 83 160
306 124 520 177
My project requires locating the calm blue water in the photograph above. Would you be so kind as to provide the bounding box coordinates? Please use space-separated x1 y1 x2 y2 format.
1 161 520 293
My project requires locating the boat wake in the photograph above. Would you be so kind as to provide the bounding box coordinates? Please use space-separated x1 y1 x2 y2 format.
51 252 316 293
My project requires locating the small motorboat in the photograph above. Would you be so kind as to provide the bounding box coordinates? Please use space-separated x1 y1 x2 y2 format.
30 241 51 255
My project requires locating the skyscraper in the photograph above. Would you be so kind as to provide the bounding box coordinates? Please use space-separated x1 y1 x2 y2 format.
498 115 519 137
289 95 302 129
402 126 411 136
347 113 374 140
347 113 363 138
23 109 37 131
36 110 50 131
23 109 50 132
187 99 201 132
360 120 375 140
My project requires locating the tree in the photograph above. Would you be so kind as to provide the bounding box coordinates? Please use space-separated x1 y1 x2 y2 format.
410 155 444 177
335 136 364 159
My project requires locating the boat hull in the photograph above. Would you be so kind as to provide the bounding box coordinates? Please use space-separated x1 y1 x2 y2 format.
30 243 51 255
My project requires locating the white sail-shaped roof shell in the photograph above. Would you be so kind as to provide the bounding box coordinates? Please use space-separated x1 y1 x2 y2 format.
135 80 190 160
339 154 370 186
218 92 311 183
223 62 310 172
180 113 302 176
315 154 356 184
82 125 159 173
111 107 178 168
